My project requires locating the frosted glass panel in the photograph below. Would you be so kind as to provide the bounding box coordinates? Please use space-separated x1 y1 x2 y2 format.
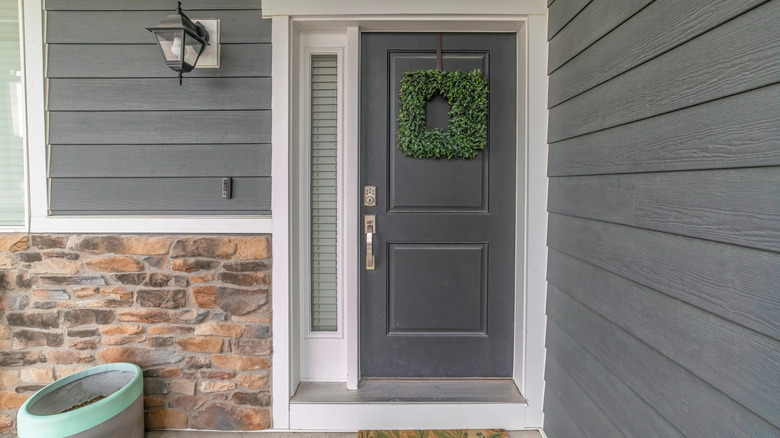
310 54 338 332
0 0 25 227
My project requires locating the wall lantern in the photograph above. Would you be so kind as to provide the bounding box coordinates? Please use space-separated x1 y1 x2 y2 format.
146 2 220 85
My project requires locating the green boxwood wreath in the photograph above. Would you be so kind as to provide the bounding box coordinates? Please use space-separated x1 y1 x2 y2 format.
397 69 488 159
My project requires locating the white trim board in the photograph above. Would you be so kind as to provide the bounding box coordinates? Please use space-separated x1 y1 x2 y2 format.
276 11 549 431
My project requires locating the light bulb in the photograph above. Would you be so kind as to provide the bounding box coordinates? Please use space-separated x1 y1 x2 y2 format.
170 35 182 60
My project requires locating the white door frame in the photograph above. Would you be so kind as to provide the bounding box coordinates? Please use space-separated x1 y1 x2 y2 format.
268 1 549 430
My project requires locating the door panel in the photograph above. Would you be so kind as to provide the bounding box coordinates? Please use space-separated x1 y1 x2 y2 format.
360 33 517 378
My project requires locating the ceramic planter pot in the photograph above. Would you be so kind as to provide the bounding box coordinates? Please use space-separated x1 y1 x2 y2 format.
17 363 144 438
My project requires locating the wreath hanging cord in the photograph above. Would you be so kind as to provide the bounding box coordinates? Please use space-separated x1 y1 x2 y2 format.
397 69 488 159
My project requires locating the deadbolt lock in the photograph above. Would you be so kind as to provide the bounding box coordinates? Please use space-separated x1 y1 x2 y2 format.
364 186 377 207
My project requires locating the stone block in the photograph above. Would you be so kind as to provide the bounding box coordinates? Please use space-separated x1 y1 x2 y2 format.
191 286 217 308
69 236 123 254
6 311 59 329
0 234 29 252
192 403 270 430
97 347 184 367
99 324 143 335
84 256 143 272
147 337 175 347
67 328 99 338
29 259 80 275
17 252 43 263
143 256 168 269
101 286 133 300
31 235 68 249
46 350 93 364
177 337 224 353
169 394 206 410
110 273 148 285
245 325 271 339
230 339 272 356
0 351 46 367
120 237 172 255
0 324 8 340
117 308 207 324
230 391 271 407
222 261 271 272
0 413 12 432
190 274 214 283
0 254 16 269
12 330 64 349
143 368 182 378
231 314 271 323
198 380 236 393
198 371 234 380
236 374 269 391
211 354 269 371
145 273 173 288
218 272 270 287
74 287 99 298
185 356 211 369
194 322 243 338
171 259 220 273
143 379 169 395
144 395 166 408
68 339 98 350
39 275 106 286
101 335 146 346
41 251 80 260
147 325 194 335
215 287 268 316
145 409 188 429
0 390 30 410
63 309 115 327
137 289 186 309
4 295 29 311
31 302 57 309
169 380 196 396
54 365 91 379
233 237 271 260
20 367 54 384
170 237 236 259
0 370 18 388
33 290 69 301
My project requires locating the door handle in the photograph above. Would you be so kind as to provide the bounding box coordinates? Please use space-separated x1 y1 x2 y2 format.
365 215 376 270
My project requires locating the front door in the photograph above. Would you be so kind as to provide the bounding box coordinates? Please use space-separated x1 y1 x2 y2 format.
360 33 517 378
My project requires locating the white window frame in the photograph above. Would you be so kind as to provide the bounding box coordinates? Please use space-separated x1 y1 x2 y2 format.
0 0 31 233
297 35 348 382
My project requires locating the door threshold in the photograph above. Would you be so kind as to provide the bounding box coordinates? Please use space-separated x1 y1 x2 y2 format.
291 379 527 404
289 380 528 429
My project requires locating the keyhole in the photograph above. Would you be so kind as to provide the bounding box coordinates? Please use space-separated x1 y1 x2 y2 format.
425 94 451 131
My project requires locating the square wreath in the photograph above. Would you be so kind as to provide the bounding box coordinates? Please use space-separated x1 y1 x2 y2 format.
397 69 489 159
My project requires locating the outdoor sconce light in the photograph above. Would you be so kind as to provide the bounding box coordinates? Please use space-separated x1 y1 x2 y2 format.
147 2 220 85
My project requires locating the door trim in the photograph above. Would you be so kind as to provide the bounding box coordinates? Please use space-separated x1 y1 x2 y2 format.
272 10 549 430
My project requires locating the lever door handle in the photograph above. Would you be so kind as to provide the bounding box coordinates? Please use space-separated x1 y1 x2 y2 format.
365 215 376 270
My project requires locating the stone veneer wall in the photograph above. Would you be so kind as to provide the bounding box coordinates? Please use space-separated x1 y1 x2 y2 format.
0 234 272 433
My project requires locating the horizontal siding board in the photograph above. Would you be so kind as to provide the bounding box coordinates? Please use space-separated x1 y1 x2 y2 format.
50 144 271 177
548 84 780 176
548 250 780 426
549 0 767 105
547 0 592 40
47 44 271 78
49 111 270 145
547 286 780 437
50 177 270 212
48 78 271 111
46 0 261 10
46 10 270 44
545 355 626 438
547 214 780 340
548 0 653 73
546 321 684 438
548 0 780 142
543 389 584 438
549 167 780 253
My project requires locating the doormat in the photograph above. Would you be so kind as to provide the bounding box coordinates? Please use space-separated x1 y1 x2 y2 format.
358 430 508 438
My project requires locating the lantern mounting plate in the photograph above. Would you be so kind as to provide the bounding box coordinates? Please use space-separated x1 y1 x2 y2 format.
191 19 220 68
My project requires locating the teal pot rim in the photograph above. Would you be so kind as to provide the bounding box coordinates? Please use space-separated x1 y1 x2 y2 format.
17 362 143 438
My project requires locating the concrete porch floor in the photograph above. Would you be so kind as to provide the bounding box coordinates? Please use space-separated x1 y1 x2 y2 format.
146 431 543 438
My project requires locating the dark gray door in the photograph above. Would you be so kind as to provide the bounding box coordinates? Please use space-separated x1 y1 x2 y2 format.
360 33 517 378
